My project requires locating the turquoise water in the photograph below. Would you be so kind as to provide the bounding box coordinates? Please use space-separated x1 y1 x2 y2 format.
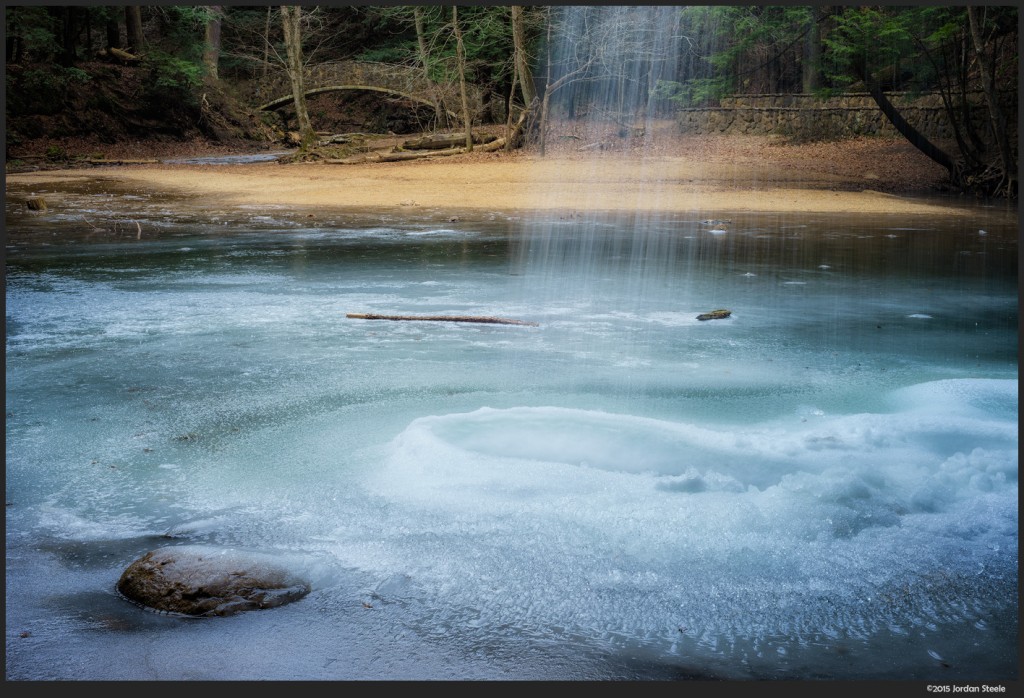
5 203 1018 680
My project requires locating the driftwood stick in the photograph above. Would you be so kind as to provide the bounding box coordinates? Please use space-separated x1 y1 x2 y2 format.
347 312 538 326
87 159 160 165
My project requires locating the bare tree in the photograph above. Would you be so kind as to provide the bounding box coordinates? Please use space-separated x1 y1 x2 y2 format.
452 6 473 151
281 5 315 149
510 6 537 108
413 7 430 81
202 5 222 81
105 6 121 50
125 6 144 53
967 6 1016 198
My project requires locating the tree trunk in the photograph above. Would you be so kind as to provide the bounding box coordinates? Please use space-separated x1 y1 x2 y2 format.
124 6 144 53
863 74 958 180
105 7 121 50
60 6 78 66
511 6 537 107
413 7 430 79
281 5 315 150
84 7 93 55
539 13 553 156
203 5 222 82
504 63 519 142
801 6 822 93
538 87 552 156
966 6 1016 196
452 6 473 152
261 7 272 80
413 7 443 128
7 7 19 63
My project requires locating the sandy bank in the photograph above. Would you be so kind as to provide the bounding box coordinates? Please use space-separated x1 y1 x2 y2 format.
6 135 978 218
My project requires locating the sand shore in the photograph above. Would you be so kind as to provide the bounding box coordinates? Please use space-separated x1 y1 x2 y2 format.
5 134 980 218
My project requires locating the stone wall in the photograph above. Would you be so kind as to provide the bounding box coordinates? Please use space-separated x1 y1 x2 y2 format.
676 92 990 141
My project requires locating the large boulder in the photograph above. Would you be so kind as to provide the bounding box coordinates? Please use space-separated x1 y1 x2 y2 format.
116 545 311 617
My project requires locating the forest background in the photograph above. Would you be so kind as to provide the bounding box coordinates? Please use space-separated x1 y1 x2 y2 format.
4 5 1018 199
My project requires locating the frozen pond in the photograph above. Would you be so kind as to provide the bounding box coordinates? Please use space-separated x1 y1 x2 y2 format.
4 197 1018 681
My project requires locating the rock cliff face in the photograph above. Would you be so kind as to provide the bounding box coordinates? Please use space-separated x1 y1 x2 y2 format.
116 546 311 617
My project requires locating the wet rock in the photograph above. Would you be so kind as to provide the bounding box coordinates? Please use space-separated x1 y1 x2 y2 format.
697 309 732 321
116 545 311 617
25 197 47 211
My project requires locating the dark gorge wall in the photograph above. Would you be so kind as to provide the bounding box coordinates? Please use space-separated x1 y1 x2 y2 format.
676 92 1001 142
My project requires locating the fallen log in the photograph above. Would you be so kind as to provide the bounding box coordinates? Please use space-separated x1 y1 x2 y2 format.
325 153 383 164
347 312 538 327
477 137 508 153
87 158 160 165
377 147 463 162
402 133 498 150
326 137 507 164
108 46 141 63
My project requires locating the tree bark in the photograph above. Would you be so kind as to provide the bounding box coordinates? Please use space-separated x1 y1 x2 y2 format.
281 5 315 150
84 7 93 55
328 136 507 164
540 12 552 155
413 6 443 128
413 7 430 80
452 6 473 152
124 6 144 53
511 6 537 107
966 6 1016 196
862 74 958 180
109 47 140 63
261 6 272 80
60 6 78 66
105 7 121 50
203 5 222 82
376 137 507 161
7 7 20 63
801 6 822 93
402 133 496 150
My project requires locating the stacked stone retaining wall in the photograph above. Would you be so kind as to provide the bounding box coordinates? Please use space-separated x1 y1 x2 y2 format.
676 92 1003 141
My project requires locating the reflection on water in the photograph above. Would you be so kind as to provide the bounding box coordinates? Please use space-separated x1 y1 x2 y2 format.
4 202 1018 681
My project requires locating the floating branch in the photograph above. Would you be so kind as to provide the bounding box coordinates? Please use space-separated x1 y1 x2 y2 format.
347 312 538 326
87 159 159 166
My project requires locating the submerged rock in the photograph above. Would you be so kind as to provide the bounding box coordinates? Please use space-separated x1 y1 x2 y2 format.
116 545 311 617
696 309 732 321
